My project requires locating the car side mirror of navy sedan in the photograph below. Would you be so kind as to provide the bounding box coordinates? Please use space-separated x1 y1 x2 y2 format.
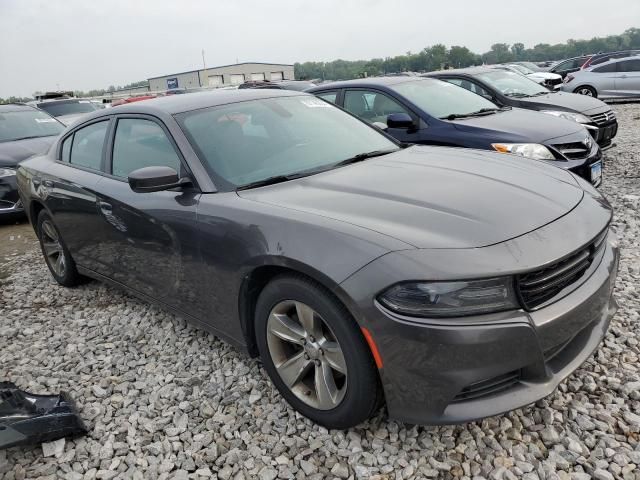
128 166 191 193
387 113 415 130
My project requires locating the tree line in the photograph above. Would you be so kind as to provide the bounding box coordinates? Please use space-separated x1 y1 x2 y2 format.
294 27 640 80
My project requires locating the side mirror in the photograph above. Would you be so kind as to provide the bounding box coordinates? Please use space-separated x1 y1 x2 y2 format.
128 166 190 193
387 112 415 129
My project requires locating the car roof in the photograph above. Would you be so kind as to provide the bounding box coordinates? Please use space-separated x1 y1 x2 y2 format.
71 88 309 122
425 66 497 77
0 103 38 113
308 76 435 91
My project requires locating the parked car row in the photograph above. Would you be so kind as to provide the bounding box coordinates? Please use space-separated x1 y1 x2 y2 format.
14 88 619 428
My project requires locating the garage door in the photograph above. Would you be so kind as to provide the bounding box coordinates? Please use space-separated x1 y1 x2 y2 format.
208 75 223 87
270 71 283 81
251 73 265 81
230 74 245 85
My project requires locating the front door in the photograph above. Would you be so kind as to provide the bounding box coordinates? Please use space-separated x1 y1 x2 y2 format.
614 59 640 97
92 115 201 313
341 89 423 143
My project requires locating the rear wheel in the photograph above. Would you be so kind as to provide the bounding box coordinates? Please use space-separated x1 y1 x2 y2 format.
36 211 84 287
574 85 597 97
255 274 382 429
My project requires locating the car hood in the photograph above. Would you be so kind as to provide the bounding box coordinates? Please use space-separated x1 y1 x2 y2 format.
0 136 56 167
239 146 584 249
520 91 610 115
451 108 584 143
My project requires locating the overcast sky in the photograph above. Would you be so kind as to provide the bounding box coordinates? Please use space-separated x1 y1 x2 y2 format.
1 0 638 97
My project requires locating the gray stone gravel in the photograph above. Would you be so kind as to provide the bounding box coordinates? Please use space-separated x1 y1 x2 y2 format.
1 104 640 480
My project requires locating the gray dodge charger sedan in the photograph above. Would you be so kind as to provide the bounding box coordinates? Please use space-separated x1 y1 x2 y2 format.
16 89 619 428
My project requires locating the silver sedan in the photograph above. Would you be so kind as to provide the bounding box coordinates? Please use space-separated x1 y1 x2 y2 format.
561 56 640 99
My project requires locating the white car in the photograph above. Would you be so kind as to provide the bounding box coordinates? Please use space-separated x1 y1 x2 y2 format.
493 64 563 90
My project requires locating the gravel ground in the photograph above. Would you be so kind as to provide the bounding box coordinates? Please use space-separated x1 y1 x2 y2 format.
1 104 639 480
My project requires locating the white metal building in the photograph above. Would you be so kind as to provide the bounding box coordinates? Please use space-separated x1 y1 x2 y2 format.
147 62 295 91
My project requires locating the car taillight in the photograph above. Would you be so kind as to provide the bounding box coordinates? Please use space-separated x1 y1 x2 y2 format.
564 74 574 84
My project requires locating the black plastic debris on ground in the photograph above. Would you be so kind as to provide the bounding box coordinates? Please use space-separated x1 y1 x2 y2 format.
0 382 87 450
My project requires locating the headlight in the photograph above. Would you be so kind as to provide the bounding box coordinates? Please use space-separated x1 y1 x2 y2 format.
540 110 592 124
0 167 16 178
378 277 519 318
492 143 556 160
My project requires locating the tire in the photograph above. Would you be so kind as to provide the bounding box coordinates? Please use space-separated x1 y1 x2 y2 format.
573 85 597 97
36 210 85 287
255 274 383 429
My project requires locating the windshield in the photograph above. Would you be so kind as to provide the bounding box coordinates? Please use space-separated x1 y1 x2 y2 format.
37 100 97 117
0 109 64 143
476 70 548 97
507 64 533 75
176 96 398 189
391 79 498 119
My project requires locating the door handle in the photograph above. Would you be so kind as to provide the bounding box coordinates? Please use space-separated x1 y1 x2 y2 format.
620 74 628 79
98 201 112 214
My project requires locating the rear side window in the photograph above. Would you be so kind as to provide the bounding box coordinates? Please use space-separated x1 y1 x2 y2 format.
60 135 72 162
111 118 181 178
317 91 338 104
70 121 109 171
593 63 617 73
617 59 640 72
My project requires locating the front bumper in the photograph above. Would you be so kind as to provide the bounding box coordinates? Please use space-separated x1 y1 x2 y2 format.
0 173 24 216
369 241 617 425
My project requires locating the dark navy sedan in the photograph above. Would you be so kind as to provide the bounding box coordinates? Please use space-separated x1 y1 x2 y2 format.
308 77 604 186
0 104 64 218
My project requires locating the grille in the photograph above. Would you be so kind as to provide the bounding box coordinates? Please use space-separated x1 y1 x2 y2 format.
452 370 520 402
545 78 562 87
552 141 590 160
517 230 608 310
589 110 616 126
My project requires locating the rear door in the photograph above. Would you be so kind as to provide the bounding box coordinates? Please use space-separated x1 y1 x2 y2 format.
92 114 201 312
42 119 111 271
591 63 619 97
614 59 640 97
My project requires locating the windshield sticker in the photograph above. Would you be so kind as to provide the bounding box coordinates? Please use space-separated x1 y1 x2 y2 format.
300 98 331 108
35 118 57 123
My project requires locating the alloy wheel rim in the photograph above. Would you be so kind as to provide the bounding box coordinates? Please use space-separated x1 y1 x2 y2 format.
266 300 348 410
579 88 593 96
41 220 66 277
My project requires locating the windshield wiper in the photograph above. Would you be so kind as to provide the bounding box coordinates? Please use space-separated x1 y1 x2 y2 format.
4 135 47 142
441 108 502 120
504 92 531 98
331 148 400 168
236 173 309 191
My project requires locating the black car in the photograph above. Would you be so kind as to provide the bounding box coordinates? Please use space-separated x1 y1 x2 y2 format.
0 104 64 218
308 77 604 186
582 50 640 69
16 90 618 428
547 56 592 79
31 98 99 126
239 80 317 91
426 67 618 149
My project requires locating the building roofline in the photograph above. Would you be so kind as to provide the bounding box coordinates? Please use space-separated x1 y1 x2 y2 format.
147 62 294 81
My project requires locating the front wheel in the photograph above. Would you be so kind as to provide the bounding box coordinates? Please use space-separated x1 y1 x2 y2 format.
255 275 383 429
36 210 85 287
574 85 597 97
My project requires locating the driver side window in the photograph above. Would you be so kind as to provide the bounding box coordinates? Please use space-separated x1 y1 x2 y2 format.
111 118 182 178
343 90 410 124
